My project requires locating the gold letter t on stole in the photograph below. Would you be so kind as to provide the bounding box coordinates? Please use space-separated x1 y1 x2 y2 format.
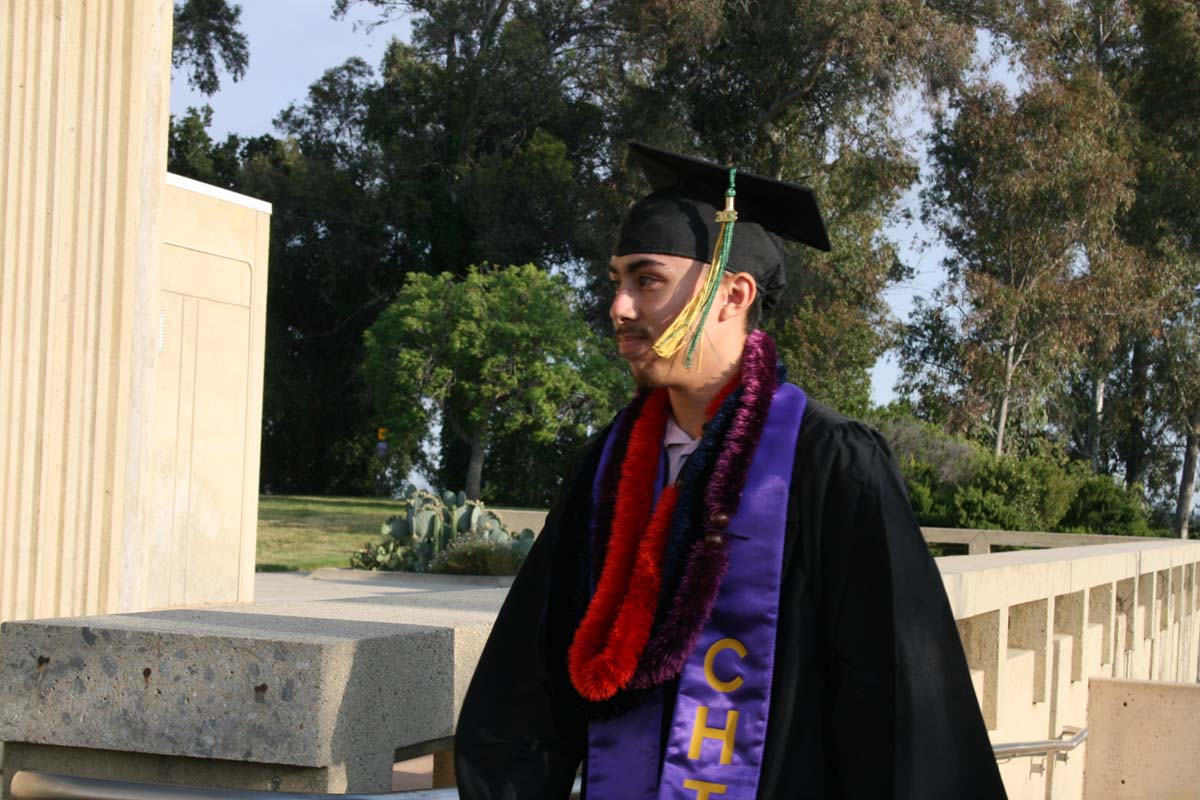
682 779 728 798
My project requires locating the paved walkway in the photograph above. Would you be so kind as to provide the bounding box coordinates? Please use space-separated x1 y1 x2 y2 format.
253 568 513 604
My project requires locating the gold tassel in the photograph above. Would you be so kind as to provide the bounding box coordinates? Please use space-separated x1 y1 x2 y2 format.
652 173 738 371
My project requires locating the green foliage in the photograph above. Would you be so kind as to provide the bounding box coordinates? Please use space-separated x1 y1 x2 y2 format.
363 265 625 499
873 411 979 487
877 411 1160 536
950 453 1081 532
871 411 981 526
350 483 535 574
1059 476 1160 537
172 0 249 96
171 0 1003 492
167 106 242 184
432 528 536 576
349 536 412 571
170 0 1200 527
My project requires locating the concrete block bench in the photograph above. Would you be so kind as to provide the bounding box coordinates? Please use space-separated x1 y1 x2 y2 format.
0 588 507 796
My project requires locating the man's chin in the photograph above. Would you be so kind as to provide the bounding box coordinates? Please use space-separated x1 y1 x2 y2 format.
625 358 667 389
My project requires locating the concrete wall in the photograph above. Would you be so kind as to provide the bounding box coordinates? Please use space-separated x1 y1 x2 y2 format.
1083 678 1200 799
0 0 173 623
940 540 1200 800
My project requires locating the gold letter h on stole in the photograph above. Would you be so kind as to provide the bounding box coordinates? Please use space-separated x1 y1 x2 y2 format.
687 706 739 765
682 638 747 797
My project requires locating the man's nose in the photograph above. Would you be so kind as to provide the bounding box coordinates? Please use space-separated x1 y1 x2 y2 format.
610 285 637 324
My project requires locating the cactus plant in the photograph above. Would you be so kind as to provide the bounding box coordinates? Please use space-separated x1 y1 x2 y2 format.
355 486 533 575
474 510 507 544
382 514 413 543
511 528 535 561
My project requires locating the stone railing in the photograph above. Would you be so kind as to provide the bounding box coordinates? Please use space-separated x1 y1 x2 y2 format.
2 539 1197 799
923 526 1146 555
940 538 1200 800
500 510 1152 557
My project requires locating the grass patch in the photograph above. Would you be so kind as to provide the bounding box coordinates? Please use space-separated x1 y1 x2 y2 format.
256 495 407 571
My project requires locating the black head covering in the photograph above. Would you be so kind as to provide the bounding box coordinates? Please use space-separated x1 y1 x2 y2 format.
615 142 831 311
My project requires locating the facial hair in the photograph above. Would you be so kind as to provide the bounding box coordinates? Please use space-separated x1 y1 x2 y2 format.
616 324 664 387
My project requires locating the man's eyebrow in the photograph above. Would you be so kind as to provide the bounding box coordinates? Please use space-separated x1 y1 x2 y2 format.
610 257 669 276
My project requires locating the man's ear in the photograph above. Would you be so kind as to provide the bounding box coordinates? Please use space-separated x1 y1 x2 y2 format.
718 272 757 323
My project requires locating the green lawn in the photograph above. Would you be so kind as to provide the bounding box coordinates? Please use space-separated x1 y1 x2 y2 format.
256 495 407 571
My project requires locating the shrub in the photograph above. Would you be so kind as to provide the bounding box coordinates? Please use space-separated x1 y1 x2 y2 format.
898 456 957 527
1059 476 1156 537
874 414 980 487
875 412 1158 537
432 534 531 575
950 453 1082 532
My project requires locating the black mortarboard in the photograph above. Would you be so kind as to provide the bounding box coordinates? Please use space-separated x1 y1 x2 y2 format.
615 142 831 313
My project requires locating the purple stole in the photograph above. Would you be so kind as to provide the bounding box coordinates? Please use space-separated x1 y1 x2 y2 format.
586 383 806 799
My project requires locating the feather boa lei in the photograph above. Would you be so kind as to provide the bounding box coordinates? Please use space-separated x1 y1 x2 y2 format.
568 330 782 702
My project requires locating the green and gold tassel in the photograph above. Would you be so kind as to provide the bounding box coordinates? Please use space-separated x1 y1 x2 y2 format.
652 168 739 370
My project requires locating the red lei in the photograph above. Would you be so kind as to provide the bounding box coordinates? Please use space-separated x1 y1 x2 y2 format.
568 379 739 702
568 389 675 701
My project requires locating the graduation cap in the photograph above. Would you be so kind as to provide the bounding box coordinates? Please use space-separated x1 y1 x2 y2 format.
614 141 831 367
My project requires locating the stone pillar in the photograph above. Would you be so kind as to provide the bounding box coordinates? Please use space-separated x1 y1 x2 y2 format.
0 0 173 622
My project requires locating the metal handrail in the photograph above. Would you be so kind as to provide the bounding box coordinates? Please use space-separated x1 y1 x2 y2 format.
12 732 1088 800
9 772 584 800
992 726 1088 760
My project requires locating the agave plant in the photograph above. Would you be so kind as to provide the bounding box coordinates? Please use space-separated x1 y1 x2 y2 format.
358 484 531 574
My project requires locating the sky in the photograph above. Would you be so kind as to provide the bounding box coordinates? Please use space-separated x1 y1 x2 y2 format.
169 0 947 408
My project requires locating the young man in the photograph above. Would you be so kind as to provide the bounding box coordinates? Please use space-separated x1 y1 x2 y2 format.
454 143 1007 799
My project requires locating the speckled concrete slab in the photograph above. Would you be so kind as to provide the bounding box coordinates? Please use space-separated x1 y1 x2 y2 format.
0 588 506 771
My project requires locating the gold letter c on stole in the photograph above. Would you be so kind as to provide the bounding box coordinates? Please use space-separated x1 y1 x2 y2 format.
703 638 747 693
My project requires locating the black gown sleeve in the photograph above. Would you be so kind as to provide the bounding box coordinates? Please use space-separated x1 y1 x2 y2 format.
818 422 1007 799
453 434 603 800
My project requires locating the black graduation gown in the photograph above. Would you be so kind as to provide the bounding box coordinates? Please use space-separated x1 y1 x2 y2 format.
454 398 1008 799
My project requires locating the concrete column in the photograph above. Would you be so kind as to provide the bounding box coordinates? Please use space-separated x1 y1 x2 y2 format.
0 0 173 623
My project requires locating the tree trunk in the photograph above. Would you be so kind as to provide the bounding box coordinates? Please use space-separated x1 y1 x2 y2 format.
1124 337 1149 489
466 436 485 501
1176 414 1200 539
1090 373 1106 473
995 339 1016 457
994 392 1010 458
444 409 486 500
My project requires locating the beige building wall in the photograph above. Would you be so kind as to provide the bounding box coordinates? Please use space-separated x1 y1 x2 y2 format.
0 0 173 623
149 174 270 608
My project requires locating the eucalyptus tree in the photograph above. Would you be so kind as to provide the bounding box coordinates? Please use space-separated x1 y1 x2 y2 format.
580 0 993 414
912 72 1137 456
172 0 249 96
1128 0 1200 535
